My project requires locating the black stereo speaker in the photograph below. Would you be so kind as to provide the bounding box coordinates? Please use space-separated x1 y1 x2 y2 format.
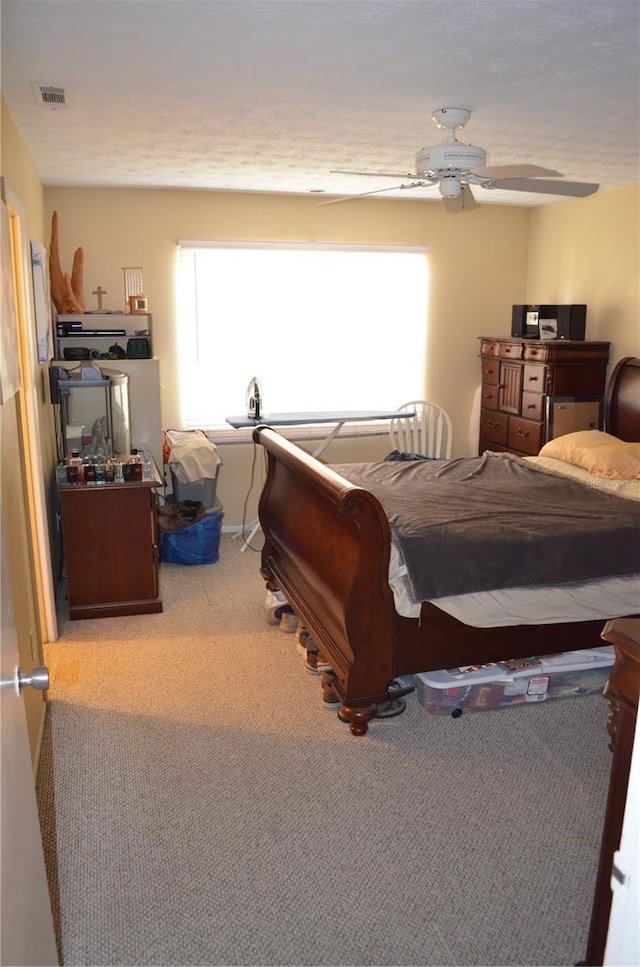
511 304 586 340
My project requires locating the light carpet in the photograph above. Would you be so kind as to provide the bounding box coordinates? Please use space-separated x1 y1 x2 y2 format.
37 535 611 967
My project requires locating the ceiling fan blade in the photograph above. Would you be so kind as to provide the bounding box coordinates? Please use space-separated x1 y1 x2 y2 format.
330 169 416 179
472 164 563 180
443 184 478 213
318 183 423 206
318 185 405 205
486 178 599 197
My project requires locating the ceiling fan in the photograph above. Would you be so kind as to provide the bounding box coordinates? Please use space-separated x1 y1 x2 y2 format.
324 108 599 213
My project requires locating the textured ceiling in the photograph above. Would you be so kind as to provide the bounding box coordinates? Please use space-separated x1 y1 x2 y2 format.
2 0 639 208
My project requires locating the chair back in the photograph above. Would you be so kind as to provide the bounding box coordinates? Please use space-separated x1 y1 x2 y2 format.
389 401 453 459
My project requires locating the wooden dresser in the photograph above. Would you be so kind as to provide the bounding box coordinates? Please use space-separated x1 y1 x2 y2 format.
478 337 610 457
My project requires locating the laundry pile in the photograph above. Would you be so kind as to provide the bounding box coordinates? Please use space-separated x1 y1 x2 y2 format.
157 500 207 532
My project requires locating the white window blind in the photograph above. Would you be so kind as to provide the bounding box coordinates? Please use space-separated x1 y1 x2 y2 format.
176 241 429 428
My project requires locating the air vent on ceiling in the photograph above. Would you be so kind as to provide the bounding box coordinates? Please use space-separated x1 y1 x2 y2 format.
32 84 69 110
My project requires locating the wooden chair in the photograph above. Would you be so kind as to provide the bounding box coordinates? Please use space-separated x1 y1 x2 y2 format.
389 401 453 459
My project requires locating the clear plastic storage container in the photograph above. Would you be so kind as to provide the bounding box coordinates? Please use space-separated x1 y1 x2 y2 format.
416 648 615 717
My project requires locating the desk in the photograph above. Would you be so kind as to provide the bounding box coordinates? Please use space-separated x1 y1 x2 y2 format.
226 410 414 548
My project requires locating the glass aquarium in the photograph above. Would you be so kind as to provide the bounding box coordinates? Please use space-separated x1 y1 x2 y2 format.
51 362 131 461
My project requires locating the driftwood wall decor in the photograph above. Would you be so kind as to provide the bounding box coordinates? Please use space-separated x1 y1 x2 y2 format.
49 211 85 313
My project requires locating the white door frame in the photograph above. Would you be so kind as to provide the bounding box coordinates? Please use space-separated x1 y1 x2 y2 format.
1 178 58 643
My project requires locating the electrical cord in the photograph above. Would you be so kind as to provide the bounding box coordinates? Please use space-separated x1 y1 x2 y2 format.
240 440 267 552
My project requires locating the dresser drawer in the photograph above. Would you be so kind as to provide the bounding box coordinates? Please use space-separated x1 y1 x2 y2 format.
480 408 508 446
480 339 500 357
480 383 499 409
521 391 545 422
508 417 544 455
481 359 500 384
523 343 550 362
499 342 523 360
523 362 546 393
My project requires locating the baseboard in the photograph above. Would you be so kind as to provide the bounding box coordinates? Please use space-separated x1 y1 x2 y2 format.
221 524 244 534
33 695 48 776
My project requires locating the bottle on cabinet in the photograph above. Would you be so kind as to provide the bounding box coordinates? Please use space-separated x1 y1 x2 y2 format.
66 450 84 484
123 449 143 481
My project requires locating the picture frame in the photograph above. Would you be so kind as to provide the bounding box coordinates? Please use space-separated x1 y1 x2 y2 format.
539 318 558 340
31 240 54 363
122 266 144 306
129 295 149 314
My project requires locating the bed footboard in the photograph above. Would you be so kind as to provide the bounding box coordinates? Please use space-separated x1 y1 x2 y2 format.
255 426 398 731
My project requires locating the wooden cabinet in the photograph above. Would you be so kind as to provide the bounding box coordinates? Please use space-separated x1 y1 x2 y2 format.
59 476 162 619
584 618 640 965
478 337 610 457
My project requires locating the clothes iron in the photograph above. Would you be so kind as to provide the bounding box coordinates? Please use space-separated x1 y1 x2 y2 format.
246 377 263 420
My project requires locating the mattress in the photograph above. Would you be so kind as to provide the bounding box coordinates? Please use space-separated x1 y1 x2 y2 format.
389 456 640 626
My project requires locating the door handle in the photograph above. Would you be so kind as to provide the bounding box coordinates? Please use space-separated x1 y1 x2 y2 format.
14 665 49 694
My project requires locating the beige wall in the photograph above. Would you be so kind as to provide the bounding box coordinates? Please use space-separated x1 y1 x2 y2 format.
44 186 532 519
1 99 58 479
43 187 533 430
527 186 640 361
3 90 639 553
1 100 45 242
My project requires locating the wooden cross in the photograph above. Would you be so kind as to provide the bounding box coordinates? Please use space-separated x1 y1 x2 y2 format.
92 286 107 310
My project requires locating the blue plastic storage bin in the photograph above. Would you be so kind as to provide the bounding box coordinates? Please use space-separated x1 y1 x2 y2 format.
160 509 223 565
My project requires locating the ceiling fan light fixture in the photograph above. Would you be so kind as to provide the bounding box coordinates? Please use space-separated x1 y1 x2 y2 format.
439 177 462 198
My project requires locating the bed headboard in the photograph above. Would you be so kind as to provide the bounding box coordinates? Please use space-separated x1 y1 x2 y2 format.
605 356 640 442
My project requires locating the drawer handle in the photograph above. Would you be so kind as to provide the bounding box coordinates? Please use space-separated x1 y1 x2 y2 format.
483 393 493 399
528 375 539 382
526 404 536 410
517 430 530 438
487 421 499 429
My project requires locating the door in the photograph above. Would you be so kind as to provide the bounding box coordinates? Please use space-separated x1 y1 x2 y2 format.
0 494 58 966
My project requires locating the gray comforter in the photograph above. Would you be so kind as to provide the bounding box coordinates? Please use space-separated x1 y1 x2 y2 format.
331 453 640 602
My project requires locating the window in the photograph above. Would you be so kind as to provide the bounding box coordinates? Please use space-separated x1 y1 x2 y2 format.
177 241 429 429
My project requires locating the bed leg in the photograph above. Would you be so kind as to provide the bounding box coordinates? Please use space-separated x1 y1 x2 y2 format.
320 670 377 736
339 705 377 736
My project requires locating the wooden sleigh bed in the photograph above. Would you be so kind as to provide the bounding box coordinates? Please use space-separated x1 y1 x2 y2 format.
254 356 640 735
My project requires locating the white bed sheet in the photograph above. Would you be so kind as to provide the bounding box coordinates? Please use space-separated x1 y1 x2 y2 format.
389 456 640 626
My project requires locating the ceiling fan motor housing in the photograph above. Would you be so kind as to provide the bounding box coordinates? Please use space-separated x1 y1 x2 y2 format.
416 142 487 176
